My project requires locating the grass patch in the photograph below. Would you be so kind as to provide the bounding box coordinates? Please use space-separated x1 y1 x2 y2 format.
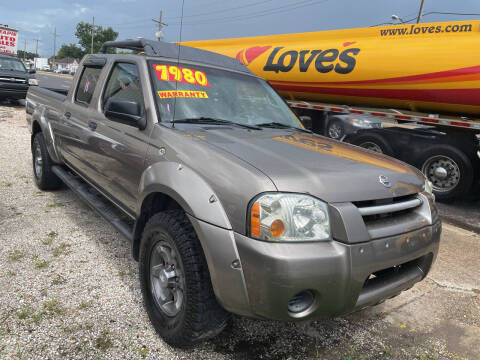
342 346 365 360
52 242 71 257
17 307 33 320
95 329 113 351
47 202 64 208
138 346 149 358
33 255 49 269
9 250 25 261
1 181 12 187
43 298 66 316
78 301 92 310
42 231 58 245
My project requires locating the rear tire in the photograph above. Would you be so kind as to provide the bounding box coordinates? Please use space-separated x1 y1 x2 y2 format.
31 132 62 191
416 145 474 202
139 210 229 348
350 132 395 157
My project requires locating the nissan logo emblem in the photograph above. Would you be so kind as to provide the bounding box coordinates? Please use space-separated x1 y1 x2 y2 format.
379 175 391 188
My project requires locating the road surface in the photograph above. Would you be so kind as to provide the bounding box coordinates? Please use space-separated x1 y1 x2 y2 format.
36 72 72 91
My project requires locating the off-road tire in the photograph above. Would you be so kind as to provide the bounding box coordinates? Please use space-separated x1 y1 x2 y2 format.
416 145 474 202
350 132 395 157
139 210 229 347
32 132 62 190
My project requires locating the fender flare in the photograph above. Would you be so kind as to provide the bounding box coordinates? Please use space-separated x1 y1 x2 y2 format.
30 106 61 163
137 161 232 230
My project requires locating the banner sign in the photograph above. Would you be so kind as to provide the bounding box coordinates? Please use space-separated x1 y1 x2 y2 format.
0 27 18 55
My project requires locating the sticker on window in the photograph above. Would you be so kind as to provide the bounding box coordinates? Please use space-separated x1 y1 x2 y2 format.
158 90 209 99
154 65 210 87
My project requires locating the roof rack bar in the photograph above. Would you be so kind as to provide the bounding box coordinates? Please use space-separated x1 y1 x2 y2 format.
99 39 157 55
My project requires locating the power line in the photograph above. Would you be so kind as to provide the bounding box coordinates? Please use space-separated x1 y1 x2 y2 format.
164 0 275 20
168 0 332 27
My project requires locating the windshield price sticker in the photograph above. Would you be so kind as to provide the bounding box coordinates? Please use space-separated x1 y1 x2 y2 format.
158 90 209 99
154 65 210 87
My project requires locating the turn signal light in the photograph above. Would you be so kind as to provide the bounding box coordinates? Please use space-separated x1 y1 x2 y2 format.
270 219 285 237
250 202 260 238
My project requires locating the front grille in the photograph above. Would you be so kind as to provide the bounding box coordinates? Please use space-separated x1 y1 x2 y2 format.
353 194 422 223
0 77 27 83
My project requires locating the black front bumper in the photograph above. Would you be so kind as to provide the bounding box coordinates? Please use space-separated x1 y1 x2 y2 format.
0 83 29 100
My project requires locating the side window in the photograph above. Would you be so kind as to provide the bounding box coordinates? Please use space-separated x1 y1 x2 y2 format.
75 66 102 105
103 63 144 113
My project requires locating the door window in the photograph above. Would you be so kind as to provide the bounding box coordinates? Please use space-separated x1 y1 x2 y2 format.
103 63 144 114
75 66 102 106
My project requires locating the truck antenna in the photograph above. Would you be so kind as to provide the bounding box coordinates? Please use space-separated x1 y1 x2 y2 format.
172 0 185 128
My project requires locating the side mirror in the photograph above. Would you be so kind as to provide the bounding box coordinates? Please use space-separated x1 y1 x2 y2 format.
29 69 36 74
299 115 312 130
104 98 146 130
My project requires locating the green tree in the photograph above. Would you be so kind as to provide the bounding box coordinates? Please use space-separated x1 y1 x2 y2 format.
17 50 38 60
75 22 118 54
56 43 84 59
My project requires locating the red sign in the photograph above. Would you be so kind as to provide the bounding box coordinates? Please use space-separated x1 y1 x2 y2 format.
153 64 210 87
0 27 18 55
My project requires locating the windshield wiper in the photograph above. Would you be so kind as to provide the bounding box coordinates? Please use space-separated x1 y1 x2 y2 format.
172 117 261 130
256 122 312 133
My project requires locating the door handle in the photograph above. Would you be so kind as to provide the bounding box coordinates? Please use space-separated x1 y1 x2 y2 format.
88 121 97 131
64 112 71 119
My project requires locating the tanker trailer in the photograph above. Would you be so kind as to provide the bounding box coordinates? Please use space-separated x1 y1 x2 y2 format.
183 20 480 201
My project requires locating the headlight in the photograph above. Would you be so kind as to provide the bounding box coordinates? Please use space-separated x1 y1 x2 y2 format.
249 193 330 242
28 78 38 86
348 118 372 127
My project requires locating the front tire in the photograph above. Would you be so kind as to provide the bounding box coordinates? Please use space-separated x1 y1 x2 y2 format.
350 132 395 157
327 119 345 140
32 132 62 190
139 210 229 347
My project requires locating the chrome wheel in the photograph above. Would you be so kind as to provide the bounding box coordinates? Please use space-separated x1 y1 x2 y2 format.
359 141 383 153
33 141 43 180
421 155 460 193
149 241 185 317
328 122 344 139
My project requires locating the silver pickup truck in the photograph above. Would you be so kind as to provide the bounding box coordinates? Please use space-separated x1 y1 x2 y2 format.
26 39 441 347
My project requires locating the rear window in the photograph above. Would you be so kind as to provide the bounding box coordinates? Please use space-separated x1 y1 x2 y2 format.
76 67 102 105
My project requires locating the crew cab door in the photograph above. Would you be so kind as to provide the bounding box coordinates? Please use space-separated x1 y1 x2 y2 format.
83 61 151 213
58 64 105 180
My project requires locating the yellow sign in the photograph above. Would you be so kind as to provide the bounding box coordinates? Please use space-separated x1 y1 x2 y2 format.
157 90 209 99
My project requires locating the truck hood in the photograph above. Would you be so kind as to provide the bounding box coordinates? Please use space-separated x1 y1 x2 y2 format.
178 126 424 203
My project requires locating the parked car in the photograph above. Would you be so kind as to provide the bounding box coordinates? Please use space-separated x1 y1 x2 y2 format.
0 53 37 101
325 114 384 140
26 39 441 347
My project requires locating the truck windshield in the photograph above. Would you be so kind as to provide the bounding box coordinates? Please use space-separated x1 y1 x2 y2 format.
148 60 303 129
0 57 26 72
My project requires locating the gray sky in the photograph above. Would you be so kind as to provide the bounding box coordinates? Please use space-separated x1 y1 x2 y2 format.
5 0 480 57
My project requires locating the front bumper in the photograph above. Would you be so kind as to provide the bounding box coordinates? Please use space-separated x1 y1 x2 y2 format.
190 215 441 321
0 85 28 100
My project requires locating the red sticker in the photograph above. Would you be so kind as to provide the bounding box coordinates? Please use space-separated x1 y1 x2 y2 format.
153 64 210 87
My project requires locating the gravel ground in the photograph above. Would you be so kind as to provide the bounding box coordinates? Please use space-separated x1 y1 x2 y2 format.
0 102 478 360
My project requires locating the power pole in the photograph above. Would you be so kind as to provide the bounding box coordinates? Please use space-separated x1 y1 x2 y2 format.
152 11 167 41
23 39 26 62
416 0 425 23
34 39 39 57
52 27 59 71
91 16 95 54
